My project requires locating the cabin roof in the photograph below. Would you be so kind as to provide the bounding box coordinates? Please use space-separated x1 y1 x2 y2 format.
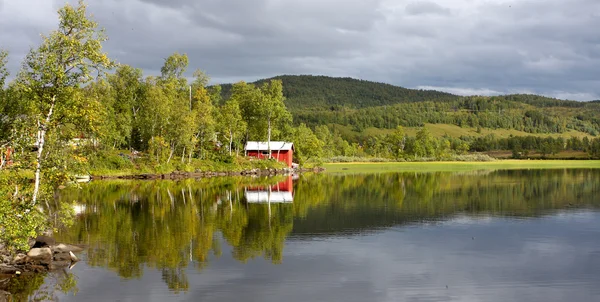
244 141 294 151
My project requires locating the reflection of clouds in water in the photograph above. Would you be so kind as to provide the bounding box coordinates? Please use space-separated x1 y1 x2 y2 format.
58 214 600 302
59 212 600 302
552 210 598 222
182 213 599 302
433 214 496 226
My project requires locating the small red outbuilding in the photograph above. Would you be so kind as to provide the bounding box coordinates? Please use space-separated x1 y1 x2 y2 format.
244 141 294 168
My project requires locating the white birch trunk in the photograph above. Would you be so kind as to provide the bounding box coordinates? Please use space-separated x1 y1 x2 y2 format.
167 142 175 163
229 130 233 156
267 117 271 158
32 96 55 206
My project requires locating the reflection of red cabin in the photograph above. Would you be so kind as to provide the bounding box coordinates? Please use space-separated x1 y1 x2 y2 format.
245 176 294 203
244 141 294 168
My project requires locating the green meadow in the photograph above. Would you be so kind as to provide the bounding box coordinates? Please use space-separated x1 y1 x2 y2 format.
323 160 600 174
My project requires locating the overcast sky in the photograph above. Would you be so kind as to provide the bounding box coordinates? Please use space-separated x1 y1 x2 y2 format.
1 0 599 100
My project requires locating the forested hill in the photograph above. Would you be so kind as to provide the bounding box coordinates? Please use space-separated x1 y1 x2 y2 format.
219 75 458 109
218 75 600 137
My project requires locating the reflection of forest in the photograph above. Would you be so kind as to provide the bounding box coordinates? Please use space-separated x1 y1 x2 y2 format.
0 269 78 300
292 169 600 234
57 169 600 292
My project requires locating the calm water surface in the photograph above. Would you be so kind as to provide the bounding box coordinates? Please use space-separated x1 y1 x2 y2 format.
5 169 600 301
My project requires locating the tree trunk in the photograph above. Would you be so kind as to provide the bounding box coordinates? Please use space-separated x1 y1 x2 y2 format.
229 130 233 156
267 117 271 158
32 96 55 206
167 142 175 164
199 132 204 160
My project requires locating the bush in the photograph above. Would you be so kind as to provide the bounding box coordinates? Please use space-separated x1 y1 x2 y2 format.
87 149 135 171
448 153 497 162
0 172 46 252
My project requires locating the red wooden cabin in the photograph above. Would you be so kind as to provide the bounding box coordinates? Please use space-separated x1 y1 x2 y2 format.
244 141 294 168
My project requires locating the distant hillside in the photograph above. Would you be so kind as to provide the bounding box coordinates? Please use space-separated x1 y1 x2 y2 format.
217 75 600 139
219 75 458 110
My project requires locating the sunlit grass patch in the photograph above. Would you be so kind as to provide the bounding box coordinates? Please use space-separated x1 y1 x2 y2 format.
323 160 600 174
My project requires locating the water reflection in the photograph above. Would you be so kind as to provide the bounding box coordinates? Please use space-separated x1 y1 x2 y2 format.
0 269 78 301
27 169 600 300
246 176 294 203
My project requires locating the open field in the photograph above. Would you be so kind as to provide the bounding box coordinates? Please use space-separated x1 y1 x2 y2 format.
323 160 600 174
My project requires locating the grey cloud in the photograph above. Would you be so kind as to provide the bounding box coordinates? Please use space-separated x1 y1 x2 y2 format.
0 0 599 100
405 1 451 16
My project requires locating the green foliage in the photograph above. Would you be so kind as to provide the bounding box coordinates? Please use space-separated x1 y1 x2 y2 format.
2 270 79 300
0 172 46 252
218 99 247 155
0 49 7 88
87 149 136 171
292 123 324 164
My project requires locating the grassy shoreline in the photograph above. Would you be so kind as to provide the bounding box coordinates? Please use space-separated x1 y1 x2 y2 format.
323 160 600 174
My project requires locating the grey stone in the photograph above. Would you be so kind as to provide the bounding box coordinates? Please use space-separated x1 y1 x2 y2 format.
0 289 12 300
52 243 84 253
32 235 55 248
53 252 71 261
27 247 52 265
13 253 26 265
0 264 17 275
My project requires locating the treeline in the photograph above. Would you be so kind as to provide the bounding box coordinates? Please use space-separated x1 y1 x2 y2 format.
222 76 600 136
316 124 600 160
295 96 600 136
469 135 600 158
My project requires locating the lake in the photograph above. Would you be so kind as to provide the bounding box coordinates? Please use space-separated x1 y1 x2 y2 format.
4 169 600 301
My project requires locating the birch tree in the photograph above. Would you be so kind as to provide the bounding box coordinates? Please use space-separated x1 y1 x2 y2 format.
259 80 291 155
218 99 246 155
0 50 7 89
16 0 113 205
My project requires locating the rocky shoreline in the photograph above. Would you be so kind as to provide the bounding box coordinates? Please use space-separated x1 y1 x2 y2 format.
0 236 84 277
92 167 325 180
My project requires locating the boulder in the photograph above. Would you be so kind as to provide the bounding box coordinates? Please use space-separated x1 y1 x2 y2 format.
32 235 55 248
0 254 11 264
27 248 52 265
53 252 72 262
52 243 84 253
0 264 18 275
13 253 27 265
0 290 12 301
